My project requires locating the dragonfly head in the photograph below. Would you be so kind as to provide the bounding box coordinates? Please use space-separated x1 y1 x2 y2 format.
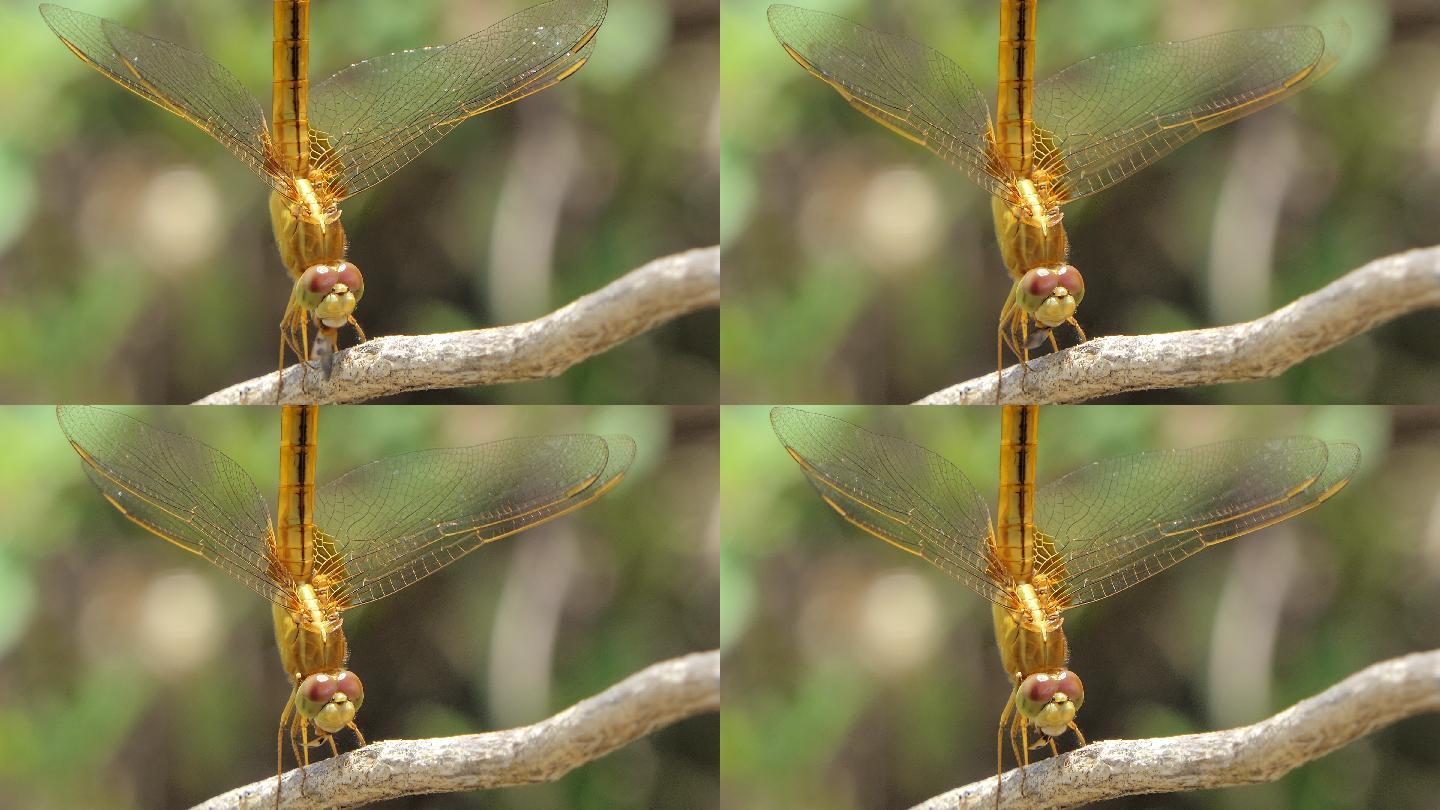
296 261 365 328
1017 265 1085 328
1017 669 1085 737
297 669 365 735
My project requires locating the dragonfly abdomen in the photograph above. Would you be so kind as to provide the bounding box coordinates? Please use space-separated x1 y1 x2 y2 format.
995 405 1039 579
271 0 312 177
275 405 319 579
994 0 1038 176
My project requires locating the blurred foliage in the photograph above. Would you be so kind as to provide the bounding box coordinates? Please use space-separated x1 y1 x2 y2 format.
721 405 1440 809
720 0 1440 403
0 405 718 809
0 0 718 403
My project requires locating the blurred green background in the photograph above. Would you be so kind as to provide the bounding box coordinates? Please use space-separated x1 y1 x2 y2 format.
721 405 1440 809
0 405 718 809
0 0 718 403
720 0 1440 403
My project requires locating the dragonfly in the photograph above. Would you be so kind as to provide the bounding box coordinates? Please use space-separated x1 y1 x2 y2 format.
767 3 1344 372
771 405 1357 795
41 0 606 385
57 404 634 797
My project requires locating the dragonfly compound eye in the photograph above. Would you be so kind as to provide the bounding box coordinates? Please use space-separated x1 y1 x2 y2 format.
298 670 364 733
1018 669 1084 736
1019 265 1083 327
298 262 364 326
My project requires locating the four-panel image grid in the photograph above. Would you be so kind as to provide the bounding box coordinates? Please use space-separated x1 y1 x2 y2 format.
2 0 1438 808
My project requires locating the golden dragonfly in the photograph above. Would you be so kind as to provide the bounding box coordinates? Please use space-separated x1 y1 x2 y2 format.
42 0 606 382
768 2 1344 371
771 405 1357 793
57 405 634 796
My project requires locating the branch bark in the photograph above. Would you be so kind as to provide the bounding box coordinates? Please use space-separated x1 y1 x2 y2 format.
192 649 720 810
916 245 1440 404
910 649 1440 810
196 246 719 404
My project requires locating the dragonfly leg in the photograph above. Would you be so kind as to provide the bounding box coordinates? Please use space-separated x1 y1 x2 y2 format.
275 686 298 808
298 315 314 394
326 734 340 758
1015 316 1033 394
1068 316 1088 344
277 301 314 402
277 312 299 403
1069 720 1087 747
1013 715 1030 797
349 314 368 343
997 296 1013 387
997 288 1031 404
995 685 1019 810
349 721 368 748
295 713 313 798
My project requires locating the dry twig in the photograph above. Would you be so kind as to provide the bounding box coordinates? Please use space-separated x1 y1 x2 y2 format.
917 246 1440 404
197 246 719 404
910 649 1440 809
192 650 720 810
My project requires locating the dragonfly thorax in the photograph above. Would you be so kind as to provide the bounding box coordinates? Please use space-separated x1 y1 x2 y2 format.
288 177 342 229
269 191 347 280
990 196 1068 282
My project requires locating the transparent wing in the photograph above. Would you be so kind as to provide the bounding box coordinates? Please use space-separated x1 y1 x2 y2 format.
770 407 1008 607
1034 437 1358 609
766 4 1008 199
56 406 286 606
39 4 283 193
1034 25 1344 203
309 0 606 201
313 433 633 609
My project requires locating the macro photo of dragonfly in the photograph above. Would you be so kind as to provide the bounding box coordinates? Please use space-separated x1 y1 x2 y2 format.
56 404 634 797
39 0 606 389
767 2 1345 371
770 405 1357 788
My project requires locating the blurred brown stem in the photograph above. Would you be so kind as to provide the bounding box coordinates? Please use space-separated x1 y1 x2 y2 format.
196 246 719 404
910 649 1440 810
917 245 1440 404
192 650 720 810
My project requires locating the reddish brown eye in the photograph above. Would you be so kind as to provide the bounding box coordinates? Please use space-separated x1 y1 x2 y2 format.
1023 267 1059 298
303 672 339 704
301 264 338 294
334 670 364 707
333 261 363 292
1024 671 1062 704
1055 669 1084 707
1054 265 1084 298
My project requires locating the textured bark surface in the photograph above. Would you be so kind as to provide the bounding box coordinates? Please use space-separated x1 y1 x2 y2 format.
909 650 1440 809
198 246 720 404
193 650 720 809
918 246 1440 404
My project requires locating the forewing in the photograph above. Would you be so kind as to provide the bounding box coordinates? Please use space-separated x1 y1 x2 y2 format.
309 0 606 201
314 433 634 608
1034 25 1343 203
766 4 1007 199
770 407 1006 606
1035 436 1358 609
56 406 285 606
39 4 281 192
